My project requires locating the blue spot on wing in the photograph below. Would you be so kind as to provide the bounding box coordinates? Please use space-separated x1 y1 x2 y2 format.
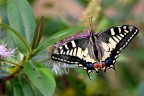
80 61 95 70
105 57 113 65
109 58 112 62
105 59 109 65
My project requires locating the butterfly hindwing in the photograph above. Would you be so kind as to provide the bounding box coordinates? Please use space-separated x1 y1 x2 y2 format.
96 25 139 72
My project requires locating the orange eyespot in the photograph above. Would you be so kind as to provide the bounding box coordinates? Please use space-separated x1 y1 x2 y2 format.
101 62 106 68
94 63 99 69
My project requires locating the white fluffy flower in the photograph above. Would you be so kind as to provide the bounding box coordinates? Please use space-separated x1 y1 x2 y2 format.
51 62 70 75
52 63 61 75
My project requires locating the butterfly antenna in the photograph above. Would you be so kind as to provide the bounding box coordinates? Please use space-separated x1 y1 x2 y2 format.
89 16 94 36
89 16 93 30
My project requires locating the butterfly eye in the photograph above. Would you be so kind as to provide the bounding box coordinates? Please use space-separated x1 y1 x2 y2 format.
94 63 99 69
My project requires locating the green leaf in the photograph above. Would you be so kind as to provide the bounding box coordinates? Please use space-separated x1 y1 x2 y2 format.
7 0 35 53
13 79 24 96
5 29 15 49
32 16 45 50
34 26 85 54
23 61 56 96
7 0 35 44
31 84 45 96
6 81 13 96
20 77 35 96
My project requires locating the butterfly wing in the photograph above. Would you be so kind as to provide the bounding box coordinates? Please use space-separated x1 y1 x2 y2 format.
96 25 139 72
52 37 89 64
51 36 99 74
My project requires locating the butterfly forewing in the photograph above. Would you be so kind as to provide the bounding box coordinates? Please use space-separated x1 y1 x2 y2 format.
52 37 89 63
96 25 139 72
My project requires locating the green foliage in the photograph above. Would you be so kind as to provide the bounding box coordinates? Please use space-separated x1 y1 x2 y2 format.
19 78 35 96
23 61 56 96
0 0 86 96
6 0 35 54
42 17 70 36
32 16 45 50
1 24 32 54
0 0 86 95
13 80 24 96
7 0 36 44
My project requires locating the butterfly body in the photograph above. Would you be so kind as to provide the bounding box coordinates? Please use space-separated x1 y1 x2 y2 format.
51 25 139 75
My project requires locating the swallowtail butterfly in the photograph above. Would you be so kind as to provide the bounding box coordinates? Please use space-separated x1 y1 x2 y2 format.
51 25 139 77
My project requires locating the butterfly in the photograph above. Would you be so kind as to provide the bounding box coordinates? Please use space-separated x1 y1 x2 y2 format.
51 25 139 77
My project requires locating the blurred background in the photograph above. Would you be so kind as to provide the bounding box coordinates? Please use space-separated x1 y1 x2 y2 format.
0 0 144 96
